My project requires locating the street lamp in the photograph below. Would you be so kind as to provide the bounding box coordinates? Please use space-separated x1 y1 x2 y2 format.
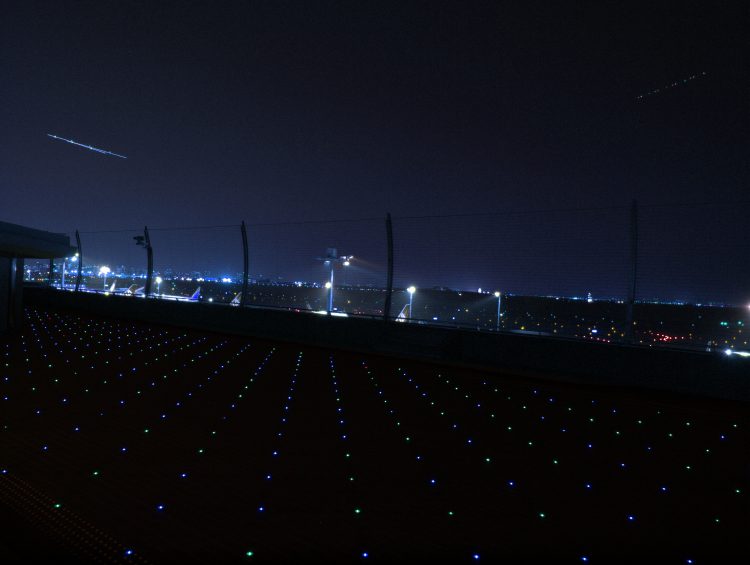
155 276 163 296
494 291 502 331
99 266 111 290
62 254 77 289
317 248 352 314
407 286 416 322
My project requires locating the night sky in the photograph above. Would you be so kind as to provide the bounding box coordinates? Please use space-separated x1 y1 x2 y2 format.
1 2 748 300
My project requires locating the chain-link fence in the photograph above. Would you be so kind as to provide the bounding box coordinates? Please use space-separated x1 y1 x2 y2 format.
34 201 750 352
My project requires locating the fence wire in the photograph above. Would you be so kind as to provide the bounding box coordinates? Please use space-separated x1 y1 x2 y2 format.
34 201 749 351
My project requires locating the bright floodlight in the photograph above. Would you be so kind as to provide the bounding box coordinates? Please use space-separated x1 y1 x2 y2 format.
325 281 332 289
343 261 350 266
494 291 500 297
724 349 733 356
407 286 416 294
155 276 163 284
70 256 77 262
98 266 110 276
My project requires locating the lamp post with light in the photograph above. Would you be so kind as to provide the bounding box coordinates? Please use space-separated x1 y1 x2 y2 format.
317 248 353 314
99 266 111 290
494 291 502 331
407 286 416 322
155 276 162 297
61 254 78 289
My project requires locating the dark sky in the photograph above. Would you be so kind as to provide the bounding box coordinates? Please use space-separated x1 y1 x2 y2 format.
1 1 748 300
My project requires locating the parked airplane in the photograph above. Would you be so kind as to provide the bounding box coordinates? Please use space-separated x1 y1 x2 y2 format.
101 281 201 302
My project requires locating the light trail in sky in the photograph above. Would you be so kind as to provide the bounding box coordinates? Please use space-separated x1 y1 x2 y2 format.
47 134 127 159
635 71 707 102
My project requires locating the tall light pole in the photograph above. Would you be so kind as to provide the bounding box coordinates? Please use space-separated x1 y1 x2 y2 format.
99 266 111 290
317 248 352 314
327 266 335 312
325 280 333 311
61 254 78 289
155 276 162 297
407 286 416 322
494 291 502 331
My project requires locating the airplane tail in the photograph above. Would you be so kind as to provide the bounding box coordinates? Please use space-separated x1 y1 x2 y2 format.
396 303 410 322
189 287 201 301
109 281 116 292
230 292 242 305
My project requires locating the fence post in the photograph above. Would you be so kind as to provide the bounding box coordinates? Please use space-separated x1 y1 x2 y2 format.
143 226 154 298
74 230 83 292
383 212 394 321
240 221 249 307
626 200 638 342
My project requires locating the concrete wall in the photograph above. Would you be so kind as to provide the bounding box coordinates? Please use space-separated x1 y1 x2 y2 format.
24 286 750 402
